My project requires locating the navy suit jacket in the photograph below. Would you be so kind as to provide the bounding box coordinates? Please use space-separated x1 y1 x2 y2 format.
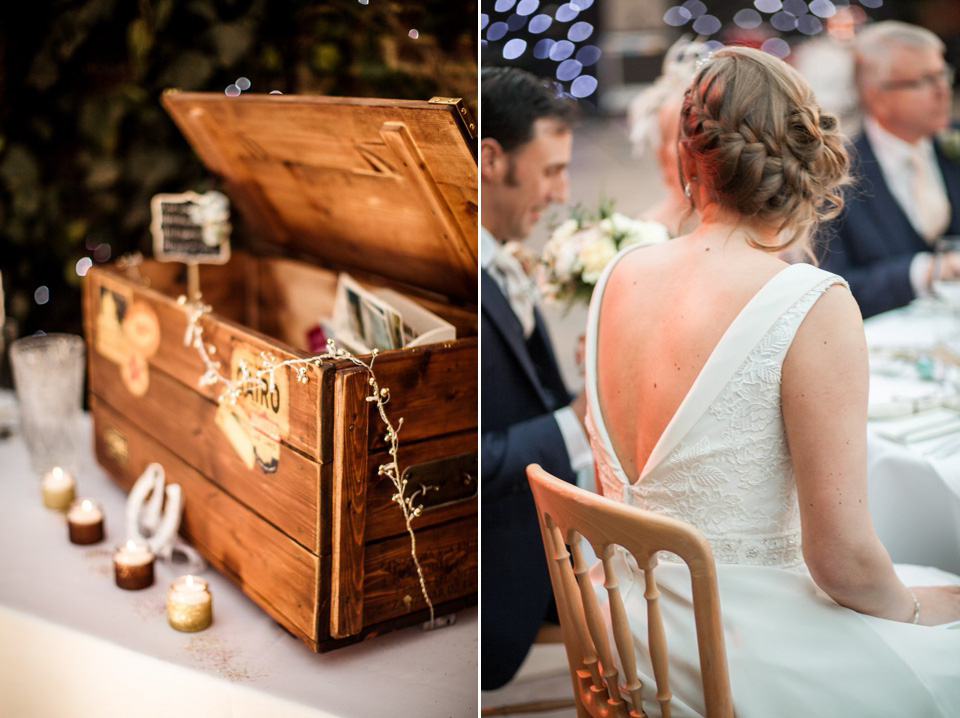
480 268 577 690
817 131 960 318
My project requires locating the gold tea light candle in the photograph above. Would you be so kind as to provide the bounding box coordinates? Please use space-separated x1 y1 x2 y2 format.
41 467 76 511
113 539 155 590
66 499 104 545
167 575 212 632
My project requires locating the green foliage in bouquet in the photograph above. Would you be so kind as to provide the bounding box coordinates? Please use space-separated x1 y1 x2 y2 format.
0 0 477 357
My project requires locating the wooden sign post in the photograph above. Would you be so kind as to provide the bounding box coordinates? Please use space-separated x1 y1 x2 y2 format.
149 191 232 301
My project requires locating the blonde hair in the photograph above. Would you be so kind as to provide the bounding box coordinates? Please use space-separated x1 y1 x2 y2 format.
680 46 850 258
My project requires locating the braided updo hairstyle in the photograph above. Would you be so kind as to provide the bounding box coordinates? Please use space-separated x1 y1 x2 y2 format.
679 46 849 257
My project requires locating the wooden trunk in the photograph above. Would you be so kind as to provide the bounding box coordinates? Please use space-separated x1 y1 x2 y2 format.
82 92 478 651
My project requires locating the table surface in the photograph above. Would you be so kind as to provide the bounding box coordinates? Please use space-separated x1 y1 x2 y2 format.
863 300 960 576
0 405 477 718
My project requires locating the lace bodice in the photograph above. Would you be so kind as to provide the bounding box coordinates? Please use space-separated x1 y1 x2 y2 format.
585 255 848 568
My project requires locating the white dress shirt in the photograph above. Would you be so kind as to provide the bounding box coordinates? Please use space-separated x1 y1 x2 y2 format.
863 116 950 296
481 227 593 477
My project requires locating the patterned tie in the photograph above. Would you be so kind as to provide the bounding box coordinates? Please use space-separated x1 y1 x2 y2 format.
911 147 951 243
491 242 537 339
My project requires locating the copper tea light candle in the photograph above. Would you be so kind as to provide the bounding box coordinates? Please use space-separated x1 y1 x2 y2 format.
167 575 212 632
66 499 104 545
113 539 155 590
41 467 76 511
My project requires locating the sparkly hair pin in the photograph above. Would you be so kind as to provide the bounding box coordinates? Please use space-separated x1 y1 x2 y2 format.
695 52 715 72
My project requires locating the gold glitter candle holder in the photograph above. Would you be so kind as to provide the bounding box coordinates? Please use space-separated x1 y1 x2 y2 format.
167 575 212 632
67 498 104 545
41 467 76 511
113 540 155 590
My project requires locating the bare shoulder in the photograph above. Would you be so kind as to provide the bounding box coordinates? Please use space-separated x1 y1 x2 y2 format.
784 279 867 399
792 280 863 352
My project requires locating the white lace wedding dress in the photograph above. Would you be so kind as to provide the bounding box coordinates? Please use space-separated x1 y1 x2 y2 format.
584 249 960 718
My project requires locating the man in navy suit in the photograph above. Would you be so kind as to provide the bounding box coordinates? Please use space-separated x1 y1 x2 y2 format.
480 67 591 690
817 21 960 318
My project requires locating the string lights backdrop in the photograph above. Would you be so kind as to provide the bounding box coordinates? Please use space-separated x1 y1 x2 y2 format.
479 0 959 113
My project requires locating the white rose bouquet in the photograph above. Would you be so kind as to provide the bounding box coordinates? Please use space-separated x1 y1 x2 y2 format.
539 198 670 307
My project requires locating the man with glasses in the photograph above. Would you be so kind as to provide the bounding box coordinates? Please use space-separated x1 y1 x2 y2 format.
817 21 960 318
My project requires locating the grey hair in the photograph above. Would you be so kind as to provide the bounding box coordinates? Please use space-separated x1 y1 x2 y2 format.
855 21 944 89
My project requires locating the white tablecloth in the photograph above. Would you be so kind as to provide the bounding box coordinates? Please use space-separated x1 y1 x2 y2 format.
865 302 960 575
0 410 477 718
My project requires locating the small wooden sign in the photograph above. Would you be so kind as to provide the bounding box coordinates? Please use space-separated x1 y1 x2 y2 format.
150 191 231 265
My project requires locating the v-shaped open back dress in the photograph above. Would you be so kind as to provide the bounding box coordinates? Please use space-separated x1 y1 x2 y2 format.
584 248 960 718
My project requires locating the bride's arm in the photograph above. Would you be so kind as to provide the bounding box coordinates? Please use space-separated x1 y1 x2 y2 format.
782 284 960 624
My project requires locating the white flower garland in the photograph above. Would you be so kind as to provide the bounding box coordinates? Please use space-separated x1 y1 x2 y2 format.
178 296 435 626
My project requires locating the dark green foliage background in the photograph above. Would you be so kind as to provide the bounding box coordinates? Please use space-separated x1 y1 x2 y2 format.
0 0 477 350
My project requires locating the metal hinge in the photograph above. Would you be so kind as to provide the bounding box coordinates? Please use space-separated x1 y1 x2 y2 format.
429 97 477 140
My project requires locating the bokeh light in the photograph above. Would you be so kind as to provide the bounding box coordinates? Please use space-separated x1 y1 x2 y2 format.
693 14 721 35
236 77 251 91
809 0 836 17
734 8 762 28
755 0 782 13
576 45 601 66
495 0 516 11
761 37 791 58
533 38 556 59
529 14 552 32
516 0 539 15
93 243 111 262
503 38 528 59
572 0 594 8
682 0 707 18
507 13 527 30
487 21 509 41
797 14 823 34
557 59 583 81
771 11 797 31
664 6 692 26
860 0 882 7
555 3 580 22
76 258 93 277
34 286 49 305
225 84 241 97
782 0 807 16
568 21 594 42
570 75 598 98
549 40 575 61
408 29 419 39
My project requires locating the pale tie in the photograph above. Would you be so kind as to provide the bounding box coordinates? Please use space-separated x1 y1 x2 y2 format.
492 243 537 339
911 147 951 243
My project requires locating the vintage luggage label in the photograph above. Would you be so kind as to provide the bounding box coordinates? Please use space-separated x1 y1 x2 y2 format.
95 282 133 366
218 344 290 474
150 190 231 264
96 281 159 397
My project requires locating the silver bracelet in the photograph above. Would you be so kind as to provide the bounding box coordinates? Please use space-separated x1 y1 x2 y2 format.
908 587 921 625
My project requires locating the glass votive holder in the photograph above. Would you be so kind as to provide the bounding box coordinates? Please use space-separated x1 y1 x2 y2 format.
113 539 155 590
41 466 76 511
67 498 104 545
167 575 212 632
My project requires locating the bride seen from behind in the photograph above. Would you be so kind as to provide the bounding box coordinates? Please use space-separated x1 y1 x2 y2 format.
587 45 960 717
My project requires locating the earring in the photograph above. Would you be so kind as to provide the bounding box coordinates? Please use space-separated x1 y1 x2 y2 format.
684 182 692 198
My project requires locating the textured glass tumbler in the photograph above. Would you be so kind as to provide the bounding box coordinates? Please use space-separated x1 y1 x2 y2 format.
10 333 86 476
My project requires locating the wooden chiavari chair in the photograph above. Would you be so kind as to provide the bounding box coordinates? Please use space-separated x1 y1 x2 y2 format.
526 463 734 718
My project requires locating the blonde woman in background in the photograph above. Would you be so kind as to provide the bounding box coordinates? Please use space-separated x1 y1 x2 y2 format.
627 37 704 238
